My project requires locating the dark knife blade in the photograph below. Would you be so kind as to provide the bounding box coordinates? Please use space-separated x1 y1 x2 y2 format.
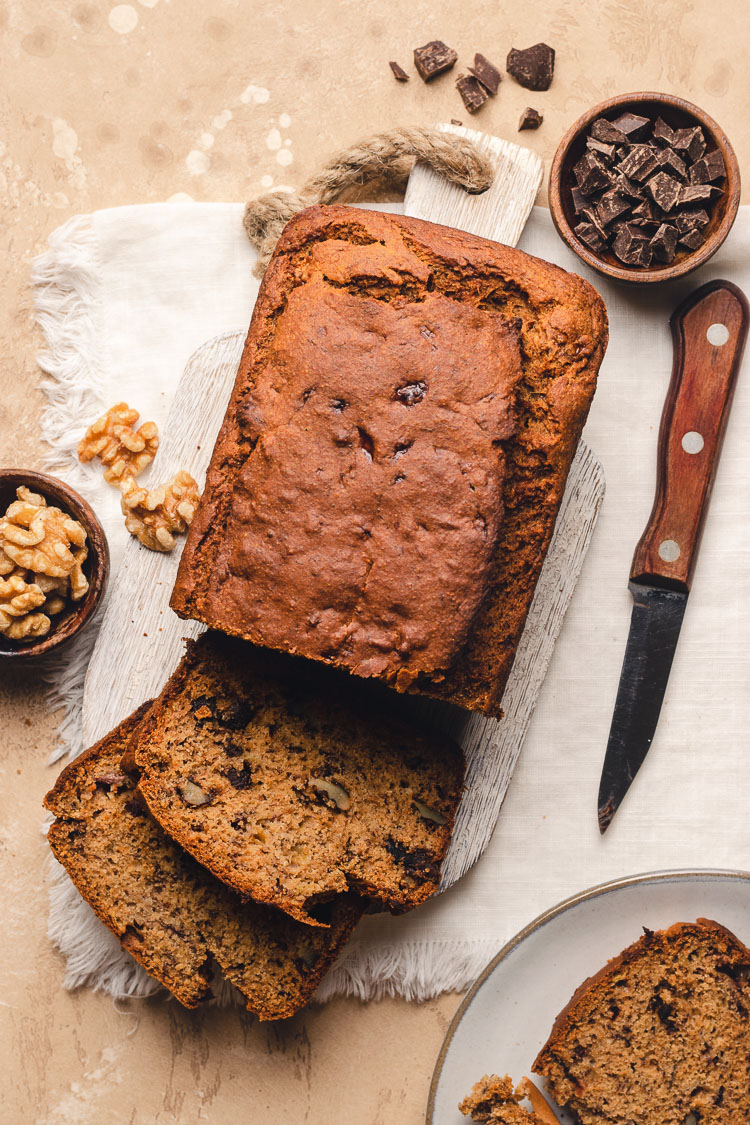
597 582 686 833
597 280 749 834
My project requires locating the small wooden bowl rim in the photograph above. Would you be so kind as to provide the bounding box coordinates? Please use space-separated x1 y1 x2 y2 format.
0 468 109 660
549 91 741 285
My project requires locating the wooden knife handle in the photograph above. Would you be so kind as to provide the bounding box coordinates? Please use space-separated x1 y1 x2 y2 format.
630 279 749 592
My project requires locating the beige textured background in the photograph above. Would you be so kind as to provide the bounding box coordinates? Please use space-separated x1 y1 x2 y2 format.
1 1 748 1121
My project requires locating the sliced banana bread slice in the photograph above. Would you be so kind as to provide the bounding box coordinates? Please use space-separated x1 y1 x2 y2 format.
533 919 750 1124
129 632 464 926
44 705 364 1020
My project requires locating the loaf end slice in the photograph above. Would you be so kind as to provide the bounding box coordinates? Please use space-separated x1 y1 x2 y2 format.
131 632 464 927
44 706 364 1020
533 919 750 1123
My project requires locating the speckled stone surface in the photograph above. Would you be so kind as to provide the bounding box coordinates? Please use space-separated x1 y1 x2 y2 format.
1 1 747 1121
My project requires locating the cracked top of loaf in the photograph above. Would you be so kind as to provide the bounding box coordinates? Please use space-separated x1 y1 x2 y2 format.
171 206 608 712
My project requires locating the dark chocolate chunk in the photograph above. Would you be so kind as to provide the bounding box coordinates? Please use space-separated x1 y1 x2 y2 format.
389 61 409 82
518 106 543 131
573 151 612 195
456 73 489 114
581 207 608 242
672 126 706 163
646 170 682 212
650 223 679 264
587 138 616 162
674 208 710 233
679 227 706 251
225 762 255 790
596 190 630 226
618 144 659 182
506 42 555 90
469 53 501 95
570 185 587 214
657 148 687 180
574 221 606 253
652 117 676 146
689 149 726 184
611 112 650 141
631 198 656 221
450 118 463 126
612 223 652 266
590 118 629 145
615 173 645 201
678 183 722 207
413 40 458 81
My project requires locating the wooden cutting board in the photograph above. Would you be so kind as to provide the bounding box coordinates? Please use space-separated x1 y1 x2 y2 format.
82 125 605 892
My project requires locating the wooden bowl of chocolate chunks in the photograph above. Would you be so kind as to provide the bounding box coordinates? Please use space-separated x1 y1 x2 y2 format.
549 92 740 283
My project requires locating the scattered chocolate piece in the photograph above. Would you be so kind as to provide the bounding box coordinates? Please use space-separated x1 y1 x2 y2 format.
611 112 650 141
618 144 659 182
573 151 612 195
612 223 652 266
689 149 726 183
674 208 710 233
450 118 463 126
646 170 682 212
652 117 676 146
456 73 489 114
590 118 629 145
518 106 543 131
506 43 555 91
469 53 502 95
650 222 679 263
389 61 409 82
596 190 630 226
657 148 687 180
679 227 706 250
413 40 458 82
672 126 706 163
678 183 722 207
574 221 606 252
587 138 616 161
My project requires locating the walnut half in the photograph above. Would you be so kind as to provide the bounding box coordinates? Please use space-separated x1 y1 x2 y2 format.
120 470 200 552
78 402 159 485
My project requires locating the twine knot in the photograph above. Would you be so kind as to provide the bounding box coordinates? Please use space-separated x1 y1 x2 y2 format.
243 126 494 277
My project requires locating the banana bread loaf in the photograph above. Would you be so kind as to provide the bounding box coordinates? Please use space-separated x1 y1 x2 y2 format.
171 205 608 716
533 919 750 1123
129 631 463 926
44 705 364 1020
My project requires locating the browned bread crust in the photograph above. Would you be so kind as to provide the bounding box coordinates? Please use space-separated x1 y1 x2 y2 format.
171 205 608 715
44 706 364 1020
129 632 463 926
533 919 750 1123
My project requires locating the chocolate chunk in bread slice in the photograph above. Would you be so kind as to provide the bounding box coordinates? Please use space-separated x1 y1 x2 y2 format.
130 632 464 926
44 704 364 1020
533 919 750 1123
171 204 608 716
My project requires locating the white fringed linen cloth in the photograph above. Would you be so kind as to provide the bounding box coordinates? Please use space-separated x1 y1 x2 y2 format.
33 201 750 1006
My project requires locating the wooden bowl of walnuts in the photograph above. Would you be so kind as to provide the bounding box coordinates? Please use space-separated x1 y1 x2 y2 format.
0 468 109 660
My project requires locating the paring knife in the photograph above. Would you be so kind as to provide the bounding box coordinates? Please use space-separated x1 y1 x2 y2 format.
598 279 749 834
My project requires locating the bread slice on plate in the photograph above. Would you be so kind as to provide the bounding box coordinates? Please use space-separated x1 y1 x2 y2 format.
128 631 464 926
44 704 364 1020
533 919 750 1123
171 204 608 716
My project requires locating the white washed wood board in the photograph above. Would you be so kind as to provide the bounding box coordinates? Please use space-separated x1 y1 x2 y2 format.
82 124 605 892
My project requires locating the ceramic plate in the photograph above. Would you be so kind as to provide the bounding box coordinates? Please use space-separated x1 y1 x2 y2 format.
427 869 750 1124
